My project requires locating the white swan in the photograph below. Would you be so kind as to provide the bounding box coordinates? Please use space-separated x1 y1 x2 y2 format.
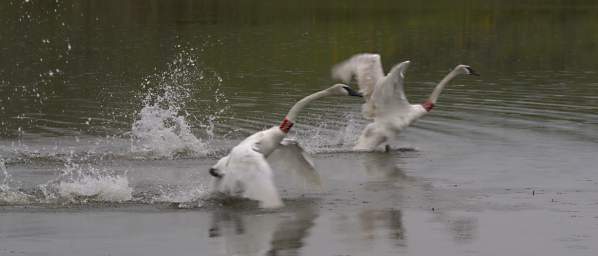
209 84 362 208
332 53 478 151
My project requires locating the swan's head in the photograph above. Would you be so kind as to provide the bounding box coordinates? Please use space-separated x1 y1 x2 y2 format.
327 83 363 97
209 155 230 178
455 65 480 76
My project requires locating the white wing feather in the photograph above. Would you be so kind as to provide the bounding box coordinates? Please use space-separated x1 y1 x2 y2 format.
370 61 412 117
268 139 321 188
331 53 384 101
217 144 284 208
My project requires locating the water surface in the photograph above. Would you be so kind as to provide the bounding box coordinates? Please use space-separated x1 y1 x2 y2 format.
1 1 598 255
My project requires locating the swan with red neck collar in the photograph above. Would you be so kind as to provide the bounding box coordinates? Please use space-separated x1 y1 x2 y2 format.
208 84 361 208
332 53 478 151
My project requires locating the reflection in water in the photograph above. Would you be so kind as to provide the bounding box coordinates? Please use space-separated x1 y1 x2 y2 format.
447 216 477 242
209 205 318 256
361 152 410 181
357 153 408 247
359 152 478 245
267 208 318 256
359 209 406 247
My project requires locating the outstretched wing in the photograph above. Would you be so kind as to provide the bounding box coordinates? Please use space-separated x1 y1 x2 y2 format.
267 138 321 188
332 53 385 101
219 145 284 208
370 61 412 115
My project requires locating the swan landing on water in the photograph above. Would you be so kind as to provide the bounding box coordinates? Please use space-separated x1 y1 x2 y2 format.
209 84 362 208
332 53 479 151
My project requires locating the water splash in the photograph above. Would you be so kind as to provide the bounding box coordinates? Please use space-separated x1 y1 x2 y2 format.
131 101 206 158
296 112 364 153
130 48 228 158
0 156 212 206
153 184 209 205
56 168 132 203
0 159 31 203
56 175 132 202
32 158 131 203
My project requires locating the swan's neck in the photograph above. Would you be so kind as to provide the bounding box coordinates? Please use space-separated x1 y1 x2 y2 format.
279 90 330 133
427 69 460 106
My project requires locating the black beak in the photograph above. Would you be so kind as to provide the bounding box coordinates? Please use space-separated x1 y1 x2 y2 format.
343 86 363 97
465 67 480 76
209 168 223 178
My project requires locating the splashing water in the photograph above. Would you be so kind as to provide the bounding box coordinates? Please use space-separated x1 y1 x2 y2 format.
0 159 31 203
131 101 206 158
38 159 133 203
1 48 227 206
0 159 11 192
153 184 209 205
57 175 132 202
297 112 364 153
130 48 228 158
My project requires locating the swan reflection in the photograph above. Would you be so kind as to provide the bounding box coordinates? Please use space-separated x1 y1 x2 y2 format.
359 152 478 245
209 204 318 256
359 209 406 246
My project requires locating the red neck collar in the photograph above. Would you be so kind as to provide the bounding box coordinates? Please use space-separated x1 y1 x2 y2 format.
279 117 294 133
422 100 434 112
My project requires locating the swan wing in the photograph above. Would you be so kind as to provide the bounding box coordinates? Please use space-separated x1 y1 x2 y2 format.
267 138 321 188
371 61 411 113
332 53 384 101
223 145 284 208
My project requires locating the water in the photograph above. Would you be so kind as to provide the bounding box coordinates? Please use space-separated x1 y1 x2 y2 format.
1 1 598 255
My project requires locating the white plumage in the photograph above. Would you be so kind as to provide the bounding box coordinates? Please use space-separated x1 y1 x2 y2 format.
332 53 478 151
209 84 362 208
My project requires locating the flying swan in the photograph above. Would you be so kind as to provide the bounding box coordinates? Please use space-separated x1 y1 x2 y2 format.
332 53 479 151
209 84 362 208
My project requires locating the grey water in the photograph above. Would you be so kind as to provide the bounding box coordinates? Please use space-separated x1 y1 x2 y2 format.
1 1 598 255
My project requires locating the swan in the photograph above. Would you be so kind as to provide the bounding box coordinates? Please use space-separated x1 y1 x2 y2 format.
209 84 362 208
332 53 479 151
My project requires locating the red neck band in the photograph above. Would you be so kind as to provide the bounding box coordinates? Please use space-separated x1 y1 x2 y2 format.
279 117 294 133
422 100 434 112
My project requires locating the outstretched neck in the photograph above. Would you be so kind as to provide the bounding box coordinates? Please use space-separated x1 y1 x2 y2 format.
429 69 460 104
279 90 330 133
423 69 461 112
